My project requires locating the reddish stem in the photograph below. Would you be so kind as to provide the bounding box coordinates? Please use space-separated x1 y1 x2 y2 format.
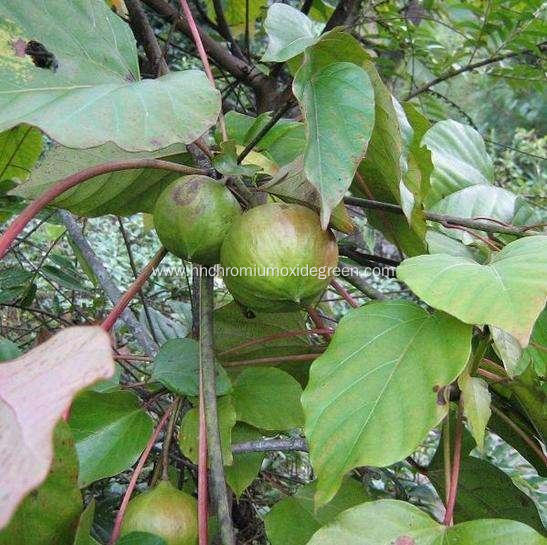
178 0 227 140
443 400 464 526
0 160 203 260
198 370 209 545
102 248 168 332
330 278 359 308
222 353 321 368
306 305 332 340
109 403 175 544
218 327 334 356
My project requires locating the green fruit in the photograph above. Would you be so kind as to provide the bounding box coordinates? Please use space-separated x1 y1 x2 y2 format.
153 175 241 265
120 481 198 545
220 203 339 311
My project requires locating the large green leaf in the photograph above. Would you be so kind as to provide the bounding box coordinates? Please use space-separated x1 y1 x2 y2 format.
151 338 231 397
293 49 375 227
302 301 472 505
422 120 493 205
11 143 189 217
264 478 372 545
0 421 82 545
262 3 323 62
69 390 154 487
429 423 543 531
178 395 236 466
397 236 547 346
232 367 304 430
0 125 42 183
0 0 220 151
306 499 544 545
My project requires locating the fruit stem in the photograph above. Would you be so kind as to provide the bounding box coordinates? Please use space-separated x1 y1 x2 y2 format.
199 267 236 545
109 402 175 544
306 305 333 341
0 160 204 260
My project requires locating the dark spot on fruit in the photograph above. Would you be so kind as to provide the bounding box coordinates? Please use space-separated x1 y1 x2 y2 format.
24 40 58 71
172 178 201 206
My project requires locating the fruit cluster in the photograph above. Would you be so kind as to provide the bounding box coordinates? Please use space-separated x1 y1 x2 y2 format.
153 175 339 311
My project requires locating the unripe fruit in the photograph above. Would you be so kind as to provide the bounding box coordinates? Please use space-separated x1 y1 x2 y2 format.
220 203 338 311
120 481 198 545
153 175 241 265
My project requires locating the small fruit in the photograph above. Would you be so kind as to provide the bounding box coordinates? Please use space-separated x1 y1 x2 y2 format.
153 175 241 265
120 481 198 545
220 203 339 311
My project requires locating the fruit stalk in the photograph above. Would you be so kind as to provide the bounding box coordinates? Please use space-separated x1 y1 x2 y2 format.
199 268 235 545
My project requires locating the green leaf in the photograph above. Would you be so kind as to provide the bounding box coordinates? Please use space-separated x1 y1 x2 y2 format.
0 420 82 545
458 372 491 451
73 501 100 545
223 111 305 166
302 301 472 505
11 143 189 217
429 423 543 531
231 367 304 430
261 157 356 234
0 0 220 151
151 338 231 397
264 478 372 545
69 390 154 487
397 236 547 346
305 499 544 545
491 327 527 378
293 58 375 227
422 120 493 205
0 125 42 183
262 3 323 62
41 264 92 293
179 395 236 466
225 423 264 498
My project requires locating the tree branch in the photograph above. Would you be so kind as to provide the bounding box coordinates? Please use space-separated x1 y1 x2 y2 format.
211 0 245 59
232 437 308 454
59 211 159 357
344 196 543 236
407 43 545 99
125 0 169 76
199 269 235 545
142 0 270 95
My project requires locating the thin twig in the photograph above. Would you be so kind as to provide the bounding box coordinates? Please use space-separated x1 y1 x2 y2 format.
59 211 158 356
330 278 359 308
102 247 168 332
222 353 321 368
232 437 308 454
